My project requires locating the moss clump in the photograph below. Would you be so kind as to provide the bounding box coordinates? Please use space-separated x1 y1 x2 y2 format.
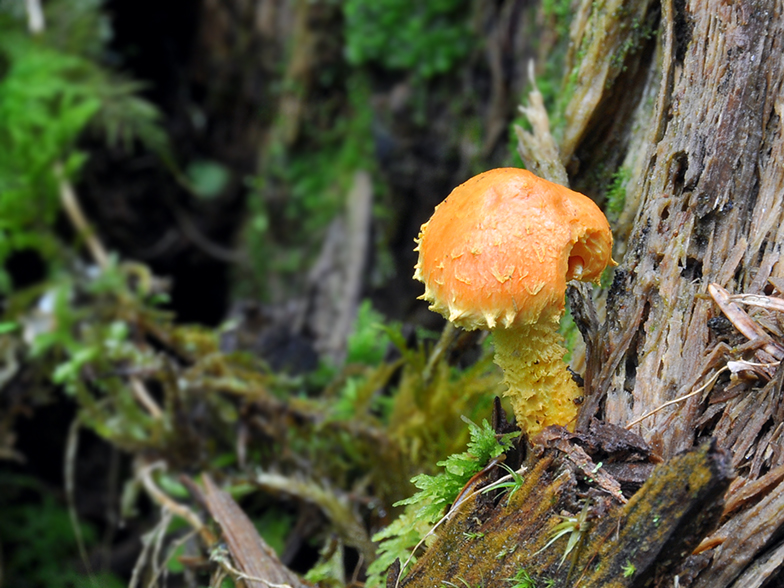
343 0 473 80
366 419 519 588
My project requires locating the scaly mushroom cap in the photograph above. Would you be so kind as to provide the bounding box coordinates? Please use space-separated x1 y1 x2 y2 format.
413 168 613 330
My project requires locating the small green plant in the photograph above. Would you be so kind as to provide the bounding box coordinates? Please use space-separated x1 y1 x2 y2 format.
254 510 295 557
0 474 124 588
482 463 525 502
326 300 402 421
622 561 636 578
537 501 591 567
396 418 518 524
508 568 537 588
0 320 18 333
541 0 573 38
442 579 482 588
185 159 231 199
304 539 346 586
346 300 397 366
366 419 519 588
0 11 167 292
608 14 656 78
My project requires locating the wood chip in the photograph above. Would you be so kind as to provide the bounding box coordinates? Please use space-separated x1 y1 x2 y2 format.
201 475 309 588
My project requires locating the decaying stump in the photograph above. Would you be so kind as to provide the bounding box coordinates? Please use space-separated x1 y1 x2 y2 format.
573 1 784 583
577 0 784 460
395 429 731 588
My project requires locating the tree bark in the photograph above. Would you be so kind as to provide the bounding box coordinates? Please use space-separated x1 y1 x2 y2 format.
582 1 784 584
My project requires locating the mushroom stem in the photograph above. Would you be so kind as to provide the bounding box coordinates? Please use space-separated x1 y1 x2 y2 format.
492 321 581 435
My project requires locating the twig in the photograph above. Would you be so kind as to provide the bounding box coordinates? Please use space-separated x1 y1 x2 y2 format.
728 293 784 314
148 508 172 588
726 360 779 380
209 547 295 588
55 163 110 271
137 461 216 545
202 475 307 588
423 322 458 382
100 446 121 570
129 509 173 588
709 283 784 360
55 164 164 420
65 419 93 577
168 198 246 264
625 367 728 429
145 528 199 588
130 377 164 419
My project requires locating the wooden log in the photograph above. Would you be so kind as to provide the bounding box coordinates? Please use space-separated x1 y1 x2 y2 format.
395 436 731 588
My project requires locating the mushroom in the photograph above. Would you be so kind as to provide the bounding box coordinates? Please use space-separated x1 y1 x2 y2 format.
413 168 614 435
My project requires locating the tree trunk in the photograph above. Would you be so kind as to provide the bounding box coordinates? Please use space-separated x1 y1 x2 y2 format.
584 0 784 583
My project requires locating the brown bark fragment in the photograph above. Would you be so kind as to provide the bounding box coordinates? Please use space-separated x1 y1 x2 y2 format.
201 475 311 588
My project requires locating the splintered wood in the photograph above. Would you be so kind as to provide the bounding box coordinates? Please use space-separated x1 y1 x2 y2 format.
509 0 784 586
569 0 784 586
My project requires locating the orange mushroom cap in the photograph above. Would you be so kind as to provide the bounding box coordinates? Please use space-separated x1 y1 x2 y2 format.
414 168 614 330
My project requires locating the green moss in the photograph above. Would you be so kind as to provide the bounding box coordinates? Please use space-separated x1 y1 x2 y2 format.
242 74 377 299
622 561 636 578
508 568 538 588
343 0 472 80
606 166 631 221
0 474 125 587
555 43 586 124
366 419 519 588
608 14 656 82
0 26 166 292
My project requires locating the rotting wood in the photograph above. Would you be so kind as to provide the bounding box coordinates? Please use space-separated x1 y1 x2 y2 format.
690 475 784 588
394 437 730 588
303 170 374 365
560 0 660 179
578 0 784 459
562 0 784 585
